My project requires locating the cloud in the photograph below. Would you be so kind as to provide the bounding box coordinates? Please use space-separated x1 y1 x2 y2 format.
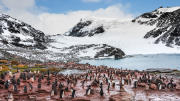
0 0 133 35
82 0 101 3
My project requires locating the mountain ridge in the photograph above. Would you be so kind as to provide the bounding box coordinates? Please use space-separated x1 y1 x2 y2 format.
1 6 180 62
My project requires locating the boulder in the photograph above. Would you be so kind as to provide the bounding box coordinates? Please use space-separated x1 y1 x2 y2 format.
150 84 157 90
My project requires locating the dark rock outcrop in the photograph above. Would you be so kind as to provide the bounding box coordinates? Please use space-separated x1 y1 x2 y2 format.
61 44 125 59
133 7 180 47
65 20 105 37
0 14 47 49
94 44 125 59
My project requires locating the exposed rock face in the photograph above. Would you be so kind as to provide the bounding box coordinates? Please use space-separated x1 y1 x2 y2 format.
94 44 125 59
0 14 47 49
65 19 105 37
133 7 180 47
61 44 125 59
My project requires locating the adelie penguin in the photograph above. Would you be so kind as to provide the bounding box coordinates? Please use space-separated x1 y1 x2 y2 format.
7 92 14 101
85 85 91 95
119 82 123 92
23 73 26 81
47 79 51 85
24 85 27 93
100 82 103 88
30 76 34 83
38 77 41 83
54 87 57 95
100 87 104 96
29 83 33 91
90 76 92 81
38 83 41 89
4 80 9 89
13 84 18 93
134 81 138 88
59 83 63 90
107 83 110 91
54 79 58 87
157 83 162 90
106 77 109 84
71 88 76 98
112 81 115 88
50 90 54 97
33 75 36 80
17 78 20 85
121 79 125 85
60 89 64 99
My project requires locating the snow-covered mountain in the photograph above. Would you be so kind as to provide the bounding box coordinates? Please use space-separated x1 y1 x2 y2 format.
64 18 106 37
1 6 180 62
133 6 180 47
0 14 47 49
61 6 180 54
0 14 125 62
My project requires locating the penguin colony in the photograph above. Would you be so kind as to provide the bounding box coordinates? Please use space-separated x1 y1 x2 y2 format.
0 62 180 101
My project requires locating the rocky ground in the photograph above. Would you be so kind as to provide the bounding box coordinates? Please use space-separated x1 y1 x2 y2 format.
0 62 180 101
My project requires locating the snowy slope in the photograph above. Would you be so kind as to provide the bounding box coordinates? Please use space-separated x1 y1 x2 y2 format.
0 14 47 49
132 6 180 25
64 17 124 37
133 6 180 47
51 15 180 55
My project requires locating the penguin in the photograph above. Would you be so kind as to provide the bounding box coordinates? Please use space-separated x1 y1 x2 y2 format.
65 86 69 92
100 87 104 96
107 83 110 91
87 88 91 95
59 83 63 90
106 78 109 84
112 81 115 88
7 93 14 101
38 83 41 89
9 72 13 77
86 85 91 95
34 71 36 74
13 84 18 93
47 80 50 85
122 79 125 85
17 78 20 85
134 81 138 88
71 89 76 98
38 77 41 83
4 80 9 89
24 86 27 93
50 90 54 97
29 83 33 91
60 89 64 98
54 87 57 95
33 75 36 80
145 84 149 90
100 82 103 88
90 76 92 81
158 83 162 90
30 77 34 83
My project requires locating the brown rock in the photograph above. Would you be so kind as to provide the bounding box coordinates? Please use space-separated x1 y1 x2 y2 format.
138 83 146 88
150 84 157 90
176 86 180 91
109 91 132 101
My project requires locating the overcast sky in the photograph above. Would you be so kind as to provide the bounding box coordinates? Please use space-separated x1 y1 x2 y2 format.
0 0 179 35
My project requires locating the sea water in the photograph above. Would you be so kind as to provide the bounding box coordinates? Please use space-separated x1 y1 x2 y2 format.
80 54 180 70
